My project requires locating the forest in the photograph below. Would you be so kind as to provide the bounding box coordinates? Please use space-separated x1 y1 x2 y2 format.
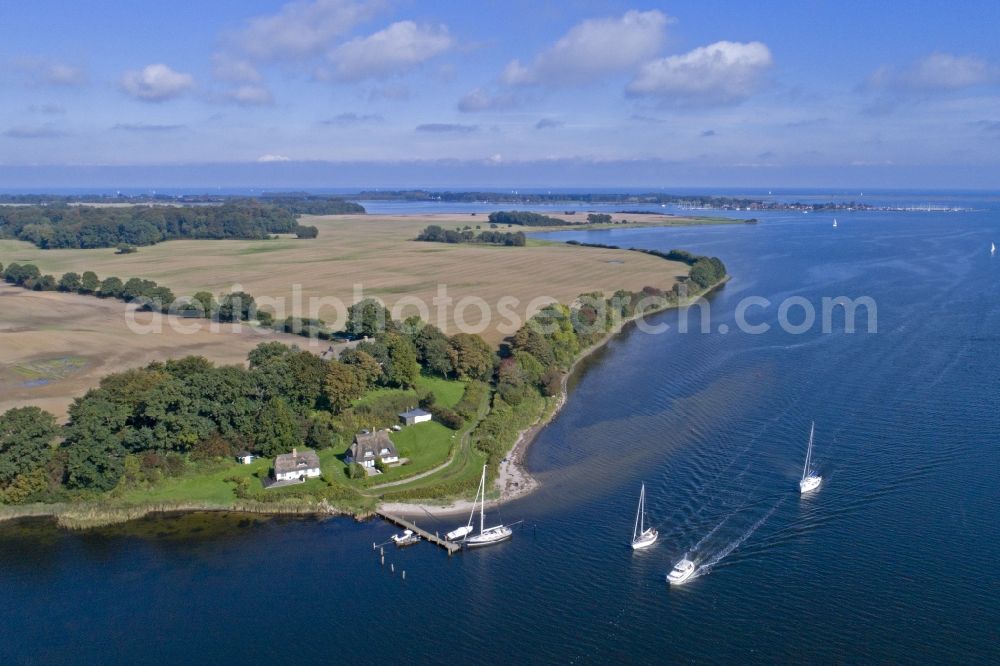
487 211 567 226
0 195 362 249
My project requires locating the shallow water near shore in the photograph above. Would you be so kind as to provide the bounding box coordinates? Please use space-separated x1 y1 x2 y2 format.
3 194 1000 663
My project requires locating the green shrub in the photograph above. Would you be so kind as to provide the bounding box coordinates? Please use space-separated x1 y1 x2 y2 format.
453 381 488 420
430 405 463 430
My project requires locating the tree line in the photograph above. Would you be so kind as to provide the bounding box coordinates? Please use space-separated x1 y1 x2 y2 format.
256 193 365 215
487 211 567 227
562 242 728 292
0 193 364 213
2 261 259 320
416 224 526 246
0 202 304 249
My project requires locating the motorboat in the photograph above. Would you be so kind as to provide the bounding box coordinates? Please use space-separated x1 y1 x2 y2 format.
390 529 420 547
667 558 696 585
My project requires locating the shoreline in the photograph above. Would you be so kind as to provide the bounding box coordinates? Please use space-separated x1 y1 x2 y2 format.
379 275 730 518
0 498 369 530
0 278 729 530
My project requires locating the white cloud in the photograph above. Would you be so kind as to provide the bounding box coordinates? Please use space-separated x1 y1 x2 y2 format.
120 64 195 102
13 57 85 87
627 41 773 105
210 54 272 106
225 0 381 61
223 84 275 106
501 10 671 86
212 54 263 83
457 87 519 112
866 52 995 92
322 21 453 81
257 154 291 162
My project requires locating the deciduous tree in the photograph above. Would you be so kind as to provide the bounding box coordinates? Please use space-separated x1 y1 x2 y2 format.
0 407 59 486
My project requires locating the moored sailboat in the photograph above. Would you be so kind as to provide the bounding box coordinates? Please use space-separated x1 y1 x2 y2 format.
462 465 513 548
630 483 658 550
799 422 822 493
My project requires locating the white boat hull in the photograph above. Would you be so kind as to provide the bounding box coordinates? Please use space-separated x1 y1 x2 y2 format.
446 525 473 541
631 528 658 550
799 475 822 493
465 525 512 548
391 529 420 547
667 559 696 585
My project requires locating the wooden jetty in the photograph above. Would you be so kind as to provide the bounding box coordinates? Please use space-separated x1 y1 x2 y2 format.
376 510 462 555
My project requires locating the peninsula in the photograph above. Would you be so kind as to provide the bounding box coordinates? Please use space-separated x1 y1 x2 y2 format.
0 202 728 528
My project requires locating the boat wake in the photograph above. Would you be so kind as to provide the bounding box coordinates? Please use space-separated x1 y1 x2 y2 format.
690 505 741 553
693 497 785 579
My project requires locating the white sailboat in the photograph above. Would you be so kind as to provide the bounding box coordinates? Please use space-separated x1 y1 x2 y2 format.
799 422 822 494
462 465 513 548
991 241 996 256
630 483 658 550
832 218 838 228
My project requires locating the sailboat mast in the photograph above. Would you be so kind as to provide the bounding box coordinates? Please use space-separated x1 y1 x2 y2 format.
464 467 481 535
803 422 815 479
640 484 645 533
479 465 486 534
633 484 643 540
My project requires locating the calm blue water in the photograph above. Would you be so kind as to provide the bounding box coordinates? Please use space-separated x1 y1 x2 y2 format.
2 196 999 663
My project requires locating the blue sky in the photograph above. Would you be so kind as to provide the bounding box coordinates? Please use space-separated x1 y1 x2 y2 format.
2 0 1000 189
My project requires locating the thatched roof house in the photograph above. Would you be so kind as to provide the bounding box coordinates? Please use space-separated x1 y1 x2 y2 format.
274 448 321 481
347 431 399 468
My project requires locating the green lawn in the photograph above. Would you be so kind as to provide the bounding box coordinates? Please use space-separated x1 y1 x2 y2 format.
415 375 465 407
327 420 460 488
369 378 492 499
119 457 270 504
383 421 457 481
119 447 354 506
386 441 487 495
352 386 410 408
351 376 466 410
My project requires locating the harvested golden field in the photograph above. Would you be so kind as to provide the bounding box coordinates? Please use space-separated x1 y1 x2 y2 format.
1 213 690 349
0 284 308 419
